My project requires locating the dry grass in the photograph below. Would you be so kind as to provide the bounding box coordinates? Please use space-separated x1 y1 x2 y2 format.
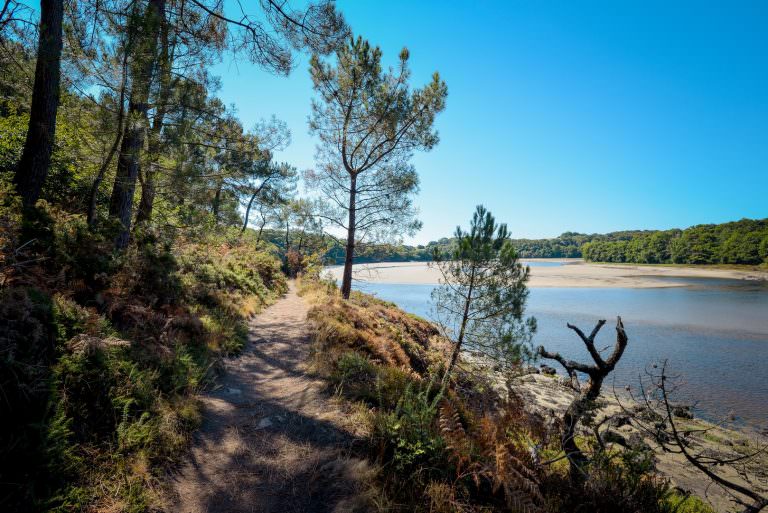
303 278 450 378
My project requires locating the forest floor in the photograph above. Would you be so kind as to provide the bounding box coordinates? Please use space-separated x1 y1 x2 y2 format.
162 283 374 513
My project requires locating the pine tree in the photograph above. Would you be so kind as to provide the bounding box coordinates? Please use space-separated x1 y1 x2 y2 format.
308 36 447 299
431 205 536 386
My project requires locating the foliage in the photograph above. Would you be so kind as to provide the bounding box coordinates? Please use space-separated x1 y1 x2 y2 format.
326 219 768 267
374 382 446 475
431 205 536 384
0 1 344 510
582 218 768 265
301 277 721 513
541 451 687 513
0 204 285 511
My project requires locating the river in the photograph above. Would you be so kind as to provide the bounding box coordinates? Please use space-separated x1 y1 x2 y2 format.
332 261 768 427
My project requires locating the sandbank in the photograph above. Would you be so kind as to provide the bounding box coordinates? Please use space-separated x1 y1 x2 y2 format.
324 260 768 288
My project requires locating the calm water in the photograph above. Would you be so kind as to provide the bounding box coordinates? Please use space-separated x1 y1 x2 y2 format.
350 275 768 426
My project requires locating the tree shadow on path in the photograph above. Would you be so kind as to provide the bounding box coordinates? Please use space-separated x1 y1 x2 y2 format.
165 284 374 513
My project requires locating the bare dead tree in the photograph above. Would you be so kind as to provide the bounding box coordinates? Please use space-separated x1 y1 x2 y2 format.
618 360 768 513
538 316 628 482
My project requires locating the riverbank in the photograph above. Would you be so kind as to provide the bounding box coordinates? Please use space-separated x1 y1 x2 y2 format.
505 369 768 513
300 277 767 512
325 260 768 288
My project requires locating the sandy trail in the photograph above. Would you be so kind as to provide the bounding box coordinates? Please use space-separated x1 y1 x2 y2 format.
164 283 370 513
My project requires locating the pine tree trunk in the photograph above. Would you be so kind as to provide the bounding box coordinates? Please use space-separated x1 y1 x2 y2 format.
563 375 602 483
241 180 269 235
340 174 357 299
108 0 164 248
241 191 258 234
442 265 476 387
13 0 63 209
88 47 129 227
136 15 171 226
256 221 265 242
135 175 156 225
212 179 222 222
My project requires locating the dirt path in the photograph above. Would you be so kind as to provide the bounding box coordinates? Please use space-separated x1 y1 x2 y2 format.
164 283 372 513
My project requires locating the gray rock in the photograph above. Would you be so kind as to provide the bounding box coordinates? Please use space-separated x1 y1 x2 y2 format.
603 430 627 446
539 364 557 376
608 415 632 428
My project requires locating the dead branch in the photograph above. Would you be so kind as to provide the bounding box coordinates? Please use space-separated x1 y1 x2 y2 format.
537 316 628 482
617 360 768 513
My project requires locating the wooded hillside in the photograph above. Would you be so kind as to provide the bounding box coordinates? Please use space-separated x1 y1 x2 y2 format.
326 219 768 266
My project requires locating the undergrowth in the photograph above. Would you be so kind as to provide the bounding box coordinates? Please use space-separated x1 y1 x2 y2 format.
300 275 716 513
0 203 286 512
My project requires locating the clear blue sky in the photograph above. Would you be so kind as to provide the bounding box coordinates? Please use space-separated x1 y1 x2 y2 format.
213 1 768 244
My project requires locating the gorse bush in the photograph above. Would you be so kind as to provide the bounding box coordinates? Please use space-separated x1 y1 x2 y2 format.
178 239 286 304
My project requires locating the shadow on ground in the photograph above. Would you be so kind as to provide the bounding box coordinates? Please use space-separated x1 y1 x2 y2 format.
165 285 374 513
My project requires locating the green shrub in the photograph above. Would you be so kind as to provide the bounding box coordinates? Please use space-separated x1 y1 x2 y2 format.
128 235 183 306
372 382 446 477
542 451 683 513
663 491 715 513
1 210 287 510
178 241 286 304
332 351 377 387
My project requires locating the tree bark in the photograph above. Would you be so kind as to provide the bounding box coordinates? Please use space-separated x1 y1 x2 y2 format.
442 265 476 387
340 174 357 299
88 47 130 227
136 13 172 226
211 178 222 222
560 373 603 482
108 0 164 248
256 220 266 242
539 318 628 483
241 191 258 234
240 181 268 234
13 0 63 209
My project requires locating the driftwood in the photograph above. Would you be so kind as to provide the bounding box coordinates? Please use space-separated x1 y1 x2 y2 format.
538 316 628 481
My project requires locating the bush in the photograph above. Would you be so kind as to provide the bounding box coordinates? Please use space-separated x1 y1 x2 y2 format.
541 451 681 513
302 279 722 513
372 382 446 478
0 209 288 510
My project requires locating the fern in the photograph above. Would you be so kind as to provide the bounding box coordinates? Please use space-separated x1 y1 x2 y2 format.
438 398 545 512
439 399 469 456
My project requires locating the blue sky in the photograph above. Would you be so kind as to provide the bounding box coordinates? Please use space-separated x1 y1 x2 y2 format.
212 1 768 244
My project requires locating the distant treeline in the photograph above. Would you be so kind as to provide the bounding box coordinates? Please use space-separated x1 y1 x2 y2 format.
582 219 768 265
298 218 768 266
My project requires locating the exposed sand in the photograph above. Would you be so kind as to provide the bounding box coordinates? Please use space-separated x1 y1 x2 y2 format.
324 260 768 288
